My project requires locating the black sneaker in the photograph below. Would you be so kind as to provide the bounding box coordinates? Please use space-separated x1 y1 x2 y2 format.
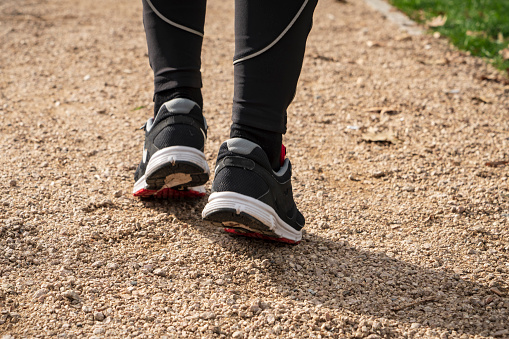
133 98 210 198
202 138 304 244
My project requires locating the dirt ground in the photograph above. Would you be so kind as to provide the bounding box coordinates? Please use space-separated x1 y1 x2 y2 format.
1 0 508 338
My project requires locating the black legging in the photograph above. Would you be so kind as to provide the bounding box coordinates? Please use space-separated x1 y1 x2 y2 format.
142 0 317 134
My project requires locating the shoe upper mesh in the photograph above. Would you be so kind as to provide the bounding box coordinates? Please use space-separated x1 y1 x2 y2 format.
213 167 269 199
153 125 204 151
213 139 304 229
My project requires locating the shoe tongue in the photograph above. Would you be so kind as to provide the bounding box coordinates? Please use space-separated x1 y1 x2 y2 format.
280 144 286 167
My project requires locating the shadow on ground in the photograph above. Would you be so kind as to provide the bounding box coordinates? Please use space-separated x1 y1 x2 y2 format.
139 198 507 338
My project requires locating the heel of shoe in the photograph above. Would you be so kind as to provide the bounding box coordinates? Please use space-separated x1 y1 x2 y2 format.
202 192 302 242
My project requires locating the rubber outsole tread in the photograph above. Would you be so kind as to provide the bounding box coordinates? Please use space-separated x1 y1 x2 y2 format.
134 187 205 199
203 209 300 244
145 161 209 190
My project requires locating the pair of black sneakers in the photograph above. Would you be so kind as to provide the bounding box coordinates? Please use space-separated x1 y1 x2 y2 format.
133 98 304 244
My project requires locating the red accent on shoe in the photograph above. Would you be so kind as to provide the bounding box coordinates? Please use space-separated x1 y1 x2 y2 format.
133 188 158 197
134 188 205 199
224 228 300 244
279 144 286 167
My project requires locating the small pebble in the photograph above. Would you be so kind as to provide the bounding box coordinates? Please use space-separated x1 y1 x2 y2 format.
249 305 261 313
153 267 168 277
82 305 93 313
62 290 80 301
33 288 49 300
232 331 244 338
94 312 105 322
106 262 118 270
493 329 509 337
318 221 329 229
91 261 104 268
266 314 275 324
142 264 154 274
92 327 105 335
200 312 216 320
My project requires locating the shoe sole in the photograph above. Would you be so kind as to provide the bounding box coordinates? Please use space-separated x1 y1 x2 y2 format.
202 192 302 244
133 146 210 198
133 186 206 199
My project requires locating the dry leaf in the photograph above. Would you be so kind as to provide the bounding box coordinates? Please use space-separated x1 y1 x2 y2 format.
310 54 336 62
443 89 460 94
485 160 509 167
472 96 491 104
381 108 399 115
366 41 382 48
499 48 509 60
479 74 509 85
418 58 449 65
427 15 447 28
395 34 412 41
434 58 449 65
466 30 487 38
348 174 360 182
365 107 399 115
497 32 504 44
490 287 507 297
365 107 384 113
361 129 400 144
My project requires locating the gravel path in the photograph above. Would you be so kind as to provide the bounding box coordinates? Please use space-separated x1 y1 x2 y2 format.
1 0 508 338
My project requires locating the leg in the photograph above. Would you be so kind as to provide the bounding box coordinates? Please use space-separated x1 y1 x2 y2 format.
133 0 210 199
143 0 206 113
231 0 317 170
203 0 317 243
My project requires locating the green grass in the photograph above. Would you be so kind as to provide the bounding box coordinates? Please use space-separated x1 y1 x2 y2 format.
388 0 509 73
132 105 146 111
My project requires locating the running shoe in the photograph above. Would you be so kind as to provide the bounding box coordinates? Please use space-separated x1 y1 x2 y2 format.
133 98 210 198
202 138 304 244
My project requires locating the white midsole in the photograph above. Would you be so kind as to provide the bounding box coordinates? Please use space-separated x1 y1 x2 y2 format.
132 146 209 194
202 192 302 242
146 146 209 177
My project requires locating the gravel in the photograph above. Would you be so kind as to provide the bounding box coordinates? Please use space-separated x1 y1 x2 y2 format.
0 0 508 337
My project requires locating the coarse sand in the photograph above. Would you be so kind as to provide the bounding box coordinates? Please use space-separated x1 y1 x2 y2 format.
0 0 508 337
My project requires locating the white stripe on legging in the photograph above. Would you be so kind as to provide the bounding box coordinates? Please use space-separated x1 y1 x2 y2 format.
233 0 309 65
145 0 204 37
